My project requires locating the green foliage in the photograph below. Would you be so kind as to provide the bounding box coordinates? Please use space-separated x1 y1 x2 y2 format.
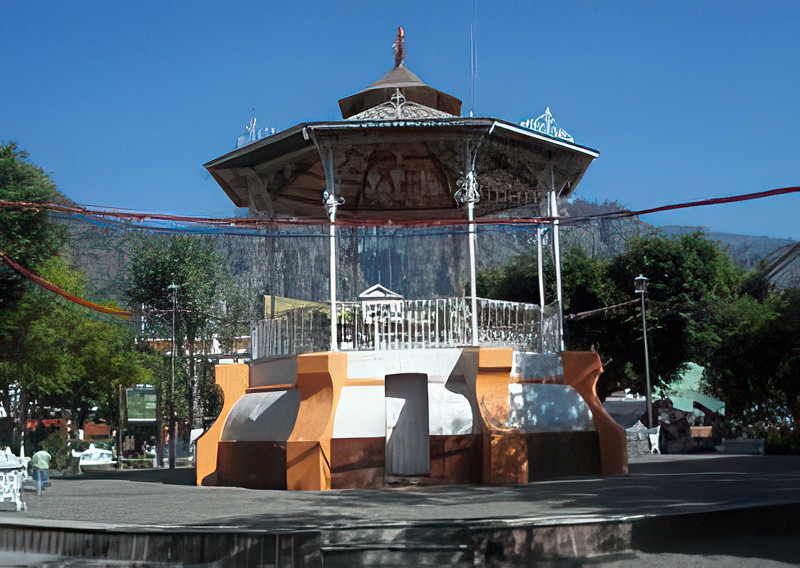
40 432 73 472
0 256 157 424
478 253 555 303
0 144 156 449
216 281 250 353
479 229 800 446
125 234 245 432
0 142 66 309
478 232 746 398
705 289 800 438
594 232 743 394
741 264 772 302
126 234 228 340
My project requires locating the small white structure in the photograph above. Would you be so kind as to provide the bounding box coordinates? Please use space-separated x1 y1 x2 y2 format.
72 444 116 473
359 284 403 310
0 448 27 511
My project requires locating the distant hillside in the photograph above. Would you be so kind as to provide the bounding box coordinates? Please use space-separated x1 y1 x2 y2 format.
58 200 798 313
763 242 800 289
659 226 796 270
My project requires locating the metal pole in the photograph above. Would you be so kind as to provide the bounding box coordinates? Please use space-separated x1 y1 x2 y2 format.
168 283 178 470
324 184 343 352
641 292 653 428
329 221 338 351
467 200 479 346
549 163 565 352
118 384 124 470
456 141 481 347
536 225 545 351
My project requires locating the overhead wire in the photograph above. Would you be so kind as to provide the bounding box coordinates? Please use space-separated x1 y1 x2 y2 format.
564 299 639 320
1 184 797 319
1 185 797 233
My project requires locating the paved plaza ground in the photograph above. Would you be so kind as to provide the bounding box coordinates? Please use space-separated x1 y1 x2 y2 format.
0 454 798 566
5 454 799 530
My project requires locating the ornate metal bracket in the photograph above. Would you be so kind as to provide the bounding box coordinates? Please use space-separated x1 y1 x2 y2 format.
323 190 345 222
455 140 482 205
455 169 480 205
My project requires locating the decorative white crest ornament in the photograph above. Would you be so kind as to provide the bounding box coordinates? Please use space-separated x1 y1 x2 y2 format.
390 88 406 114
246 117 258 143
236 115 276 149
520 107 574 143
348 87 453 120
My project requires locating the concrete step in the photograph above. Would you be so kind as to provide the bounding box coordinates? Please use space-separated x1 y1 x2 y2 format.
321 523 468 546
321 543 470 568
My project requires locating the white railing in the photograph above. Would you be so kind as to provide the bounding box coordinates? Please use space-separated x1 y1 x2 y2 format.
251 298 560 359
250 308 331 359
338 298 472 351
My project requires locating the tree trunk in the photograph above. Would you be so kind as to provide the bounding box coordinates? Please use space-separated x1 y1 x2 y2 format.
16 389 28 450
187 325 196 433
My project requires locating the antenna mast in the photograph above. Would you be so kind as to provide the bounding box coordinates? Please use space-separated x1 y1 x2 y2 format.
470 0 476 117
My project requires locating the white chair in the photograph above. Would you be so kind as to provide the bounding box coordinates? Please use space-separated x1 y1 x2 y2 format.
648 425 661 454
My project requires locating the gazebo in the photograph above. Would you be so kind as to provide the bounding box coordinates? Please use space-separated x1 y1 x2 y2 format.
197 28 626 490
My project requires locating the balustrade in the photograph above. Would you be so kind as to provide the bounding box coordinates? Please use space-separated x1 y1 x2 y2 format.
250 297 560 359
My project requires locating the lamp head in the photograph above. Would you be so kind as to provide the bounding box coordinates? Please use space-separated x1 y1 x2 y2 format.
634 274 649 294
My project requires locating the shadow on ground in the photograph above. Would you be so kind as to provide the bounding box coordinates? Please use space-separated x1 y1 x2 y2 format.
63 467 196 486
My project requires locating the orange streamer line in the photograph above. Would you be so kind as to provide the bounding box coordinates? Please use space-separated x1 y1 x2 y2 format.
0 252 134 319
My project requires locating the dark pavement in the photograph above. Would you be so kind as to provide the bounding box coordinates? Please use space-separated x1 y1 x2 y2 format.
2 454 798 531
0 454 798 566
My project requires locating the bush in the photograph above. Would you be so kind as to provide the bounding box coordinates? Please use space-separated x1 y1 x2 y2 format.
40 432 75 472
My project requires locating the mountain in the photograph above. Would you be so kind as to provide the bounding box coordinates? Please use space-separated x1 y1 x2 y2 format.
658 226 795 270
58 199 797 317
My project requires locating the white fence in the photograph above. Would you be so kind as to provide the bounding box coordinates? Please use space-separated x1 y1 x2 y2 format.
251 298 560 359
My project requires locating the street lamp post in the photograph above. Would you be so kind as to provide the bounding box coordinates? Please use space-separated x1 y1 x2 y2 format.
634 275 653 428
167 282 179 470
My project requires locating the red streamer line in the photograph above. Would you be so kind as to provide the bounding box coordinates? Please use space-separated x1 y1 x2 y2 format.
0 186 797 229
0 253 134 319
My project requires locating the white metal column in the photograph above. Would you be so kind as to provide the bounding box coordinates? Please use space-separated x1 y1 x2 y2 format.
549 162 565 352
467 200 478 346
457 142 481 347
321 145 343 352
536 224 546 352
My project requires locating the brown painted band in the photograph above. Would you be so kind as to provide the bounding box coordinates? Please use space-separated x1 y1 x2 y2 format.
514 378 566 385
245 383 296 393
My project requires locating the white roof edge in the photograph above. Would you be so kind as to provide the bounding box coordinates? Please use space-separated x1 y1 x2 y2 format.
207 117 599 168
309 119 600 158
358 283 403 299
491 121 600 158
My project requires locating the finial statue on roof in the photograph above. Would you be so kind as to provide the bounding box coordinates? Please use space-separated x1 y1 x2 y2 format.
393 26 405 68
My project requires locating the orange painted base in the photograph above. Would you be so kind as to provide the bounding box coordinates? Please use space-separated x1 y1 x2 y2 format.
196 364 249 486
561 351 628 475
200 349 628 490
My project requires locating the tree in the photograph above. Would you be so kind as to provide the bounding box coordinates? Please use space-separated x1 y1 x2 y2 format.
0 142 65 309
593 232 743 396
705 288 800 449
0 255 155 446
478 231 746 399
1 142 66 445
125 234 237 435
0 144 159 449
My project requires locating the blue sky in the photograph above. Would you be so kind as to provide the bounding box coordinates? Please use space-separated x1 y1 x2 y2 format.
2 1 798 239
